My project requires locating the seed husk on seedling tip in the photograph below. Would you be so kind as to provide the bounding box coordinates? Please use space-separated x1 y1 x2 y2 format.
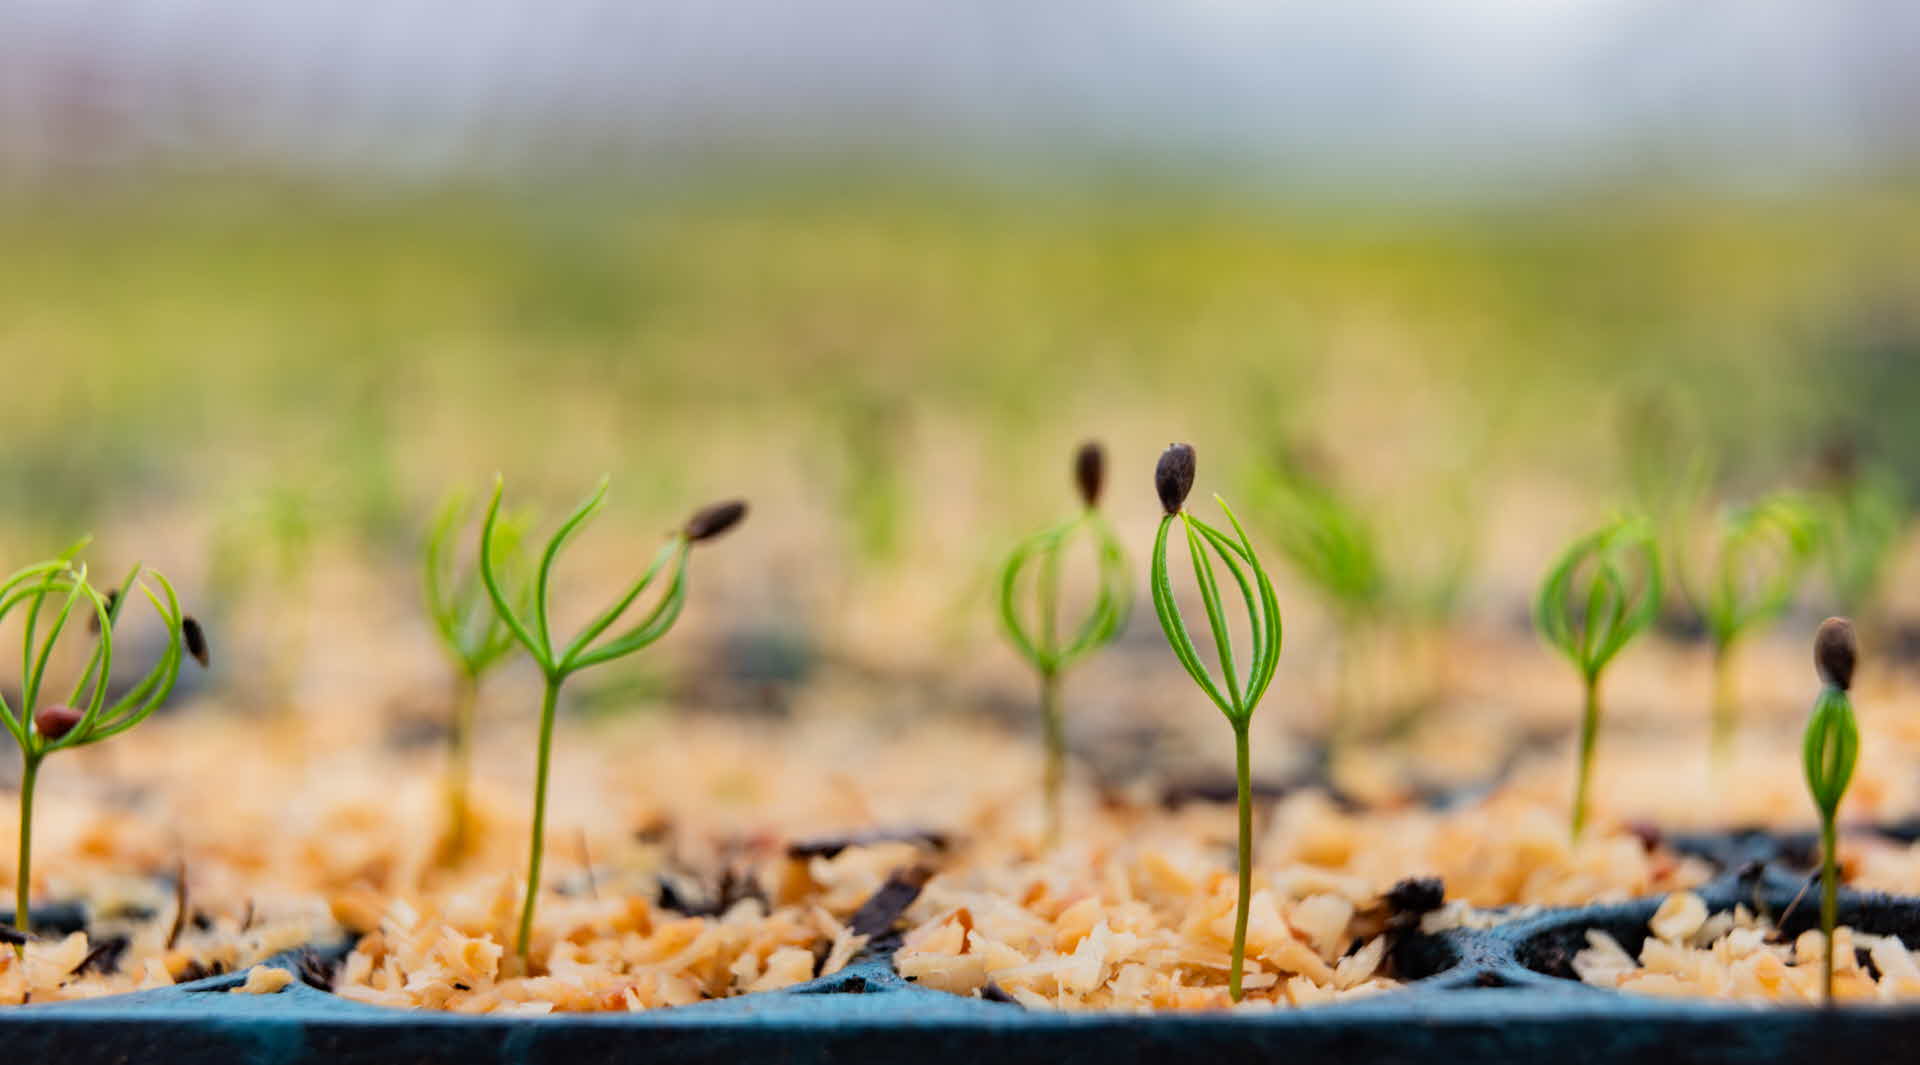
1804 616 1860 1006
479 476 745 961
1148 442 1283 1002
996 441 1129 847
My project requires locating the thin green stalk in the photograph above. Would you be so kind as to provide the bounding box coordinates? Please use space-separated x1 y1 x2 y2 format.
486 480 744 966
1710 643 1736 765
1040 670 1064 849
995 443 1130 849
14 754 36 941
1230 720 1252 1003
1534 516 1661 839
1148 444 1283 1005
1803 617 1859 1008
1820 816 1838 1002
516 676 561 959
1571 677 1600 840
444 671 479 859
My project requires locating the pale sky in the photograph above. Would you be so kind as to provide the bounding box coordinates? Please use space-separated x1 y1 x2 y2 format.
0 0 1912 185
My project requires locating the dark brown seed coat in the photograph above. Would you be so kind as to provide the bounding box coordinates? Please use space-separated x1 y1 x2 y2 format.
183 616 210 668
1155 443 1196 515
1815 616 1856 691
1074 441 1105 508
684 500 748 542
33 705 83 740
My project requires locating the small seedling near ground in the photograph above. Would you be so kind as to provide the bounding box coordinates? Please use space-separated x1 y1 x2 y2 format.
1148 443 1283 1003
1804 616 1859 1005
1535 516 1661 840
480 477 745 961
423 487 535 859
1685 496 1818 762
1 546 190 941
996 441 1130 847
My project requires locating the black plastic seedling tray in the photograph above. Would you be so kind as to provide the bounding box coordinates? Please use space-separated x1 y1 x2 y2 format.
8 833 1920 1064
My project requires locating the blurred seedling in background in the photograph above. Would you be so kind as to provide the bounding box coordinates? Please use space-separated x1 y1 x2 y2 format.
480 477 745 962
204 481 315 708
1535 515 1661 840
2 545 195 941
1807 445 1909 653
423 487 535 861
996 441 1130 848
1803 617 1859 1005
1246 444 1473 742
830 388 910 567
1617 389 1717 626
1679 495 1819 763
1149 443 1283 1003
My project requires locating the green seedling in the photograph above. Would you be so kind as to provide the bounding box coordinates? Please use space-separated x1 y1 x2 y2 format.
423 488 535 860
1803 617 1859 1006
2 545 192 940
480 477 745 961
1248 453 1472 738
1535 516 1661 840
1813 461 1907 630
1687 496 1819 761
997 441 1130 847
1148 443 1283 1003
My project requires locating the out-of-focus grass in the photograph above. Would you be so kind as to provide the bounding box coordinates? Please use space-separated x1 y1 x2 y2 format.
0 175 1913 585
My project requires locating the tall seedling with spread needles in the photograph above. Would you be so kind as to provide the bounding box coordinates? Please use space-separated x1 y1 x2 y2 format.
2 548 191 938
423 488 534 859
1804 617 1859 1005
997 442 1129 847
481 477 745 961
1148 443 1282 1003
1686 497 1818 761
1536 516 1661 840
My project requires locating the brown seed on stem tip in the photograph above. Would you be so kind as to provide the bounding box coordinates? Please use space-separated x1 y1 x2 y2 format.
1815 617 1856 691
1074 441 1105 508
1155 443 1196 515
183 616 210 668
34 705 83 740
684 500 748 543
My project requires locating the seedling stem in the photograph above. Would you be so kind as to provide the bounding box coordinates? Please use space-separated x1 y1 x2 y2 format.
1148 443 1282 1003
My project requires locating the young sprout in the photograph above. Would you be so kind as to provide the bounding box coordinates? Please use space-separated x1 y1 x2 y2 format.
1812 456 1908 635
1804 617 1859 1006
480 477 745 961
996 441 1130 846
1687 496 1819 762
1248 451 1473 738
1 547 190 938
1535 516 1661 840
1148 443 1283 1003
423 488 534 859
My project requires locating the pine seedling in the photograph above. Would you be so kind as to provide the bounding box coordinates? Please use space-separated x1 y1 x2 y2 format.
996 441 1130 847
2 546 190 939
1688 496 1818 761
480 477 745 961
1248 455 1473 737
1535 516 1661 840
423 488 535 859
1803 617 1859 1006
1148 443 1283 1003
1813 461 1908 629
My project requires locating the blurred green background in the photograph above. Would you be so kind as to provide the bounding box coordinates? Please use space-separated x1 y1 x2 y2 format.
3 4 1918 738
